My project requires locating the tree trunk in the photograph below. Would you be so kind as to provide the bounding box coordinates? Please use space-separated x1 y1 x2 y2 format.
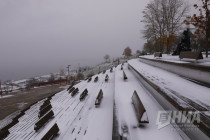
206 38 209 58
205 0 209 58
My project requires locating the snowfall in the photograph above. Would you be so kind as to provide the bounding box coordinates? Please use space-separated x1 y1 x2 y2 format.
1 57 210 140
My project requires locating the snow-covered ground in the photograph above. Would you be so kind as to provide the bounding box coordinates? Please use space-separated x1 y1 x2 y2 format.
2 60 210 140
141 54 210 66
114 64 183 140
128 59 210 112
3 70 115 140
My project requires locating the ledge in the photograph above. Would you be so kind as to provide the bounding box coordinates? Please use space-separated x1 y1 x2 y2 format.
128 63 210 140
139 57 210 84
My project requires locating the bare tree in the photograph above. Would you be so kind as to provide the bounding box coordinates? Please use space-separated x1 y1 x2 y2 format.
184 0 210 57
123 47 132 57
104 54 110 62
143 40 155 54
142 0 189 51
0 80 2 96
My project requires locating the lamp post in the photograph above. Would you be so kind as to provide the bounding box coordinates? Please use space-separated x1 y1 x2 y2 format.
0 80 2 96
206 2 209 58
78 63 80 81
66 65 71 84
167 31 169 54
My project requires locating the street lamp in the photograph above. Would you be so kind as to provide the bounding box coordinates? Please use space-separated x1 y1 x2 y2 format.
167 31 169 54
66 65 71 84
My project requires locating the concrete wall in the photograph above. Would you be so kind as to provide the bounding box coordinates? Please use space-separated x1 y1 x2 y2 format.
139 58 210 84
128 63 210 140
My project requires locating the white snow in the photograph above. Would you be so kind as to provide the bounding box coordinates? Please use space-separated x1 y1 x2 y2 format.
114 63 183 140
141 112 148 122
128 59 210 111
0 95 13 99
141 54 210 66
3 71 115 140
4 60 208 140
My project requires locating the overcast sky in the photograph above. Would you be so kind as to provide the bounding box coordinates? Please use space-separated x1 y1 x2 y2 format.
0 0 195 82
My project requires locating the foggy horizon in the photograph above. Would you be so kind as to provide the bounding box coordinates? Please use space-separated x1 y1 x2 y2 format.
0 0 148 82
0 0 196 82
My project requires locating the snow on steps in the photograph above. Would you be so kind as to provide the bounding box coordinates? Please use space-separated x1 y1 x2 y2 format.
138 56 210 84
1 71 114 140
128 59 210 140
114 63 183 140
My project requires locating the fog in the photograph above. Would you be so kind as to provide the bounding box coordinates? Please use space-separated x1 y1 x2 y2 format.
0 0 195 82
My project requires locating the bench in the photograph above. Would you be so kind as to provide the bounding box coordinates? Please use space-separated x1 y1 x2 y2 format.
80 89 88 101
110 67 113 73
103 70 106 74
95 89 103 107
34 110 54 131
67 85 73 91
71 88 79 96
94 76 98 82
154 52 162 58
123 71 127 80
131 91 149 124
105 74 109 82
47 95 52 100
121 65 123 70
179 51 203 60
0 129 10 140
41 123 59 140
0 119 19 134
87 77 92 82
40 100 51 111
39 104 52 118
69 87 75 93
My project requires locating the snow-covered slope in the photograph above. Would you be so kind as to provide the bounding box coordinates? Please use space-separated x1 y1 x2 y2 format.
3 70 115 140
114 63 183 140
128 59 210 112
2 60 210 140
